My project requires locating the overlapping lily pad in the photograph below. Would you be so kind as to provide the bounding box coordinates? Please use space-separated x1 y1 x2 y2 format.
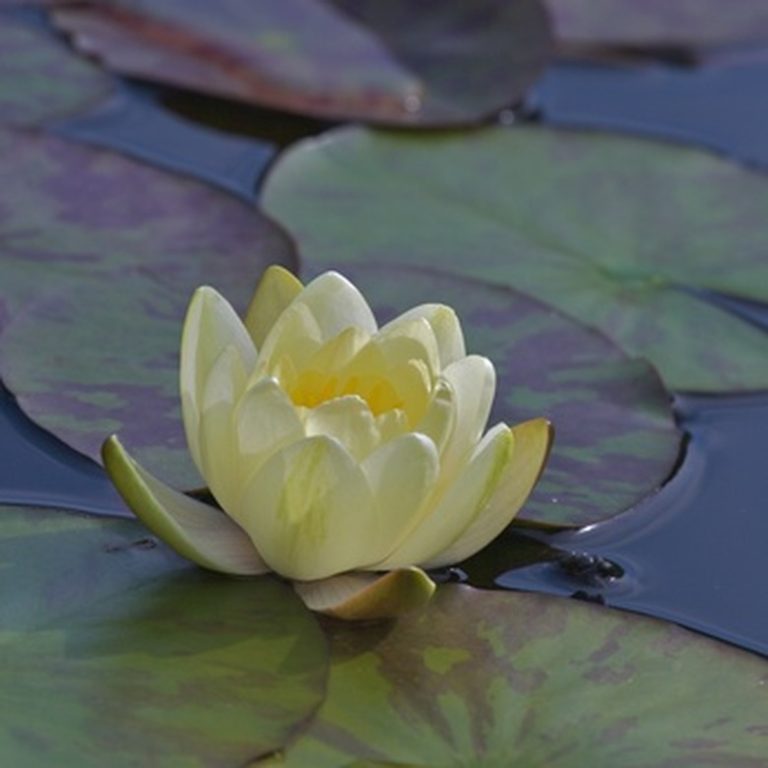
546 0 768 53
0 17 112 127
0 504 329 766
263 125 768 392
337 264 680 528
52 0 553 126
0 127 296 487
260 585 768 767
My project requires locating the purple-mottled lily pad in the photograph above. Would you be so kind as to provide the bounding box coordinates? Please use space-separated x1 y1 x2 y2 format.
0 127 296 487
335 264 680 528
0 504 329 766
262 125 768 393
260 585 768 768
51 0 553 126
545 0 768 54
0 17 113 127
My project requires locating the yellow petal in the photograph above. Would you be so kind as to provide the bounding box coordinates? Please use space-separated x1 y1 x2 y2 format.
425 418 553 567
102 435 268 575
373 316 441 379
381 303 465 368
255 301 323 377
180 286 256 473
198 346 247 512
235 436 373 580
378 424 512 569
294 568 436 620
304 395 380 461
244 265 303 348
359 433 439 565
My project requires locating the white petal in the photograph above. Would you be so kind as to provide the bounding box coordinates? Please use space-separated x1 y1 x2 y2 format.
438 355 496 481
180 286 256 472
381 304 465 368
244 265 303 348
234 436 373 580
378 424 512 569
292 271 377 341
254 301 323 377
414 379 456 456
373 316 441 379
426 419 552 567
102 435 268 575
304 395 380 461
360 433 439 566
294 568 436 620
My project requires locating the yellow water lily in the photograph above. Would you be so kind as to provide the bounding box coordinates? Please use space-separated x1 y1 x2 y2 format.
103 267 552 620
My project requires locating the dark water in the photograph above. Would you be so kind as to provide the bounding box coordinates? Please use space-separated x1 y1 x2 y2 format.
3 11 768 656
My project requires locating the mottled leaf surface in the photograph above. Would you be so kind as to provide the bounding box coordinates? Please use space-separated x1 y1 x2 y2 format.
0 128 296 487
52 0 552 126
546 0 768 51
263 125 768 392
337 264 680 528
0 504 328 767
0 17 112 127
260 585 768 768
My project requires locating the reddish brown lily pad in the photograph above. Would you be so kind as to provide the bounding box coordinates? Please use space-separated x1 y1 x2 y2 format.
51 0 553 126
546 0 768 53
261 585 768 767
0 127 296 487
0 17 112 127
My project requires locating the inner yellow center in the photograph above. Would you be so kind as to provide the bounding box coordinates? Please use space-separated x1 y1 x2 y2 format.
288 369 404 415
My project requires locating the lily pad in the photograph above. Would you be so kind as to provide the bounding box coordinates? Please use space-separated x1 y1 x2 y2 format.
0 17 113 127
337 263 680 528
262 125 768 392
0 127 296 487
52 0 553 126
0 504 328 767
259 585 768 767
545 0 768 53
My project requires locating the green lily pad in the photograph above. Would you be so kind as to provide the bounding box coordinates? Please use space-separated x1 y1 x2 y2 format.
336 264 680 528
262 125 768 392
0 127 296 487
259 585 768 767
546 0 768 52
0 18 113 127
0 504 328 766
52 0 553 126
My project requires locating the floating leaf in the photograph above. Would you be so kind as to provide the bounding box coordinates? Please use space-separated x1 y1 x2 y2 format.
0 127 296 487
0 16 112 127
535 60 768 171
0 504 328 766
545 0 768 53
263 125 768 392
337 264 679 528
260 585 768 767
52 0 553 126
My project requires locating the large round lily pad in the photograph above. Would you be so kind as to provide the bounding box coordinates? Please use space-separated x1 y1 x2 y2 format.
338 263 680 528
0 504 328 767
263 125 768 392
0 127 296 487
545 0 768 52
260 585 768 767
52 0 553 126
0 17 112 127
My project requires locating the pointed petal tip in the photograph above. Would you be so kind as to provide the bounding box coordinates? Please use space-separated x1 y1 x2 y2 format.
295 567 436 621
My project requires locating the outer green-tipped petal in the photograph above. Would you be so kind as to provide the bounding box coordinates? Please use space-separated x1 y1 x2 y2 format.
378 424 512 569
236 436 373 581
291 271 377 342
102 435 268 576
381 303 466 368
244 265 303 348
180 286 257 472
425 418 554 568
293 568 436 620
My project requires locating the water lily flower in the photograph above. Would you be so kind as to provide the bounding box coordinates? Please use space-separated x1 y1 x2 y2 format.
103 267 552 620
